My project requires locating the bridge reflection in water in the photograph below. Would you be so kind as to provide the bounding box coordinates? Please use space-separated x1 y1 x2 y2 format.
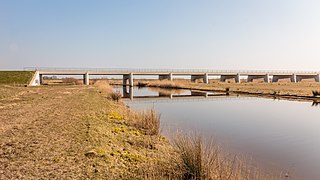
121 86 320 106
121 86 250 103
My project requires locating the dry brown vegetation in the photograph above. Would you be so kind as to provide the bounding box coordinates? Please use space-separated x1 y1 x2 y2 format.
0 85 182 179
127 109 160 136
173 133 288 180
61 77 83 85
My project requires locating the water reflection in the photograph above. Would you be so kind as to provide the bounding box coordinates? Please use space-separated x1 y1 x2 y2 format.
311 101 320 107
121 85 228 101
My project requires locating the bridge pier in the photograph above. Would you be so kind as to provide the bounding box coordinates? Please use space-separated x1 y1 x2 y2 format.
191 73 208 84
159 73 173 81
265 74 270 83
220 74 240 83
204 73 209 84
123 73 134 86
83 73 90 85
123 86 133 100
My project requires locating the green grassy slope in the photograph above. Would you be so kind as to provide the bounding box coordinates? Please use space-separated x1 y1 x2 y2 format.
0 71 35 85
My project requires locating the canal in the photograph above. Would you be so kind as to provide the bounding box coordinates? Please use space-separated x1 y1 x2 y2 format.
114 86 320 179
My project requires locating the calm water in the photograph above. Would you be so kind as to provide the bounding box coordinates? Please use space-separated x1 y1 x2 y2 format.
114 86 320 179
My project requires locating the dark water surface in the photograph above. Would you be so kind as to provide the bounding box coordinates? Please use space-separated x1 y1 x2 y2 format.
114 86 320 179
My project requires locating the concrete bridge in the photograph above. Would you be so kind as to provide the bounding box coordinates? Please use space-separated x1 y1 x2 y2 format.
27 68 320 86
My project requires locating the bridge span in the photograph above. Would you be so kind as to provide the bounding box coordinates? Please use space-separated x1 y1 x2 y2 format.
27 68 320 86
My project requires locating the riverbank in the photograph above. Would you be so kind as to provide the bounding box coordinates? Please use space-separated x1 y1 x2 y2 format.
0 84 181 179
140 80 320 103
0 83 290 179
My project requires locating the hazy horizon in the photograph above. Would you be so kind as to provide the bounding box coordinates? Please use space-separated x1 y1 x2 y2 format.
1 0 320 70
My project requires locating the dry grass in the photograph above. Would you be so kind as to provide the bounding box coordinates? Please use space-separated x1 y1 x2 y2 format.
93 80 122 101
0 85 181 179
143 80 190 89
62 77 83 85
172 133 285 180
127 109 160 136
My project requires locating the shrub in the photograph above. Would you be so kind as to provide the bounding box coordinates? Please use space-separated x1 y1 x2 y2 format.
109 92 122 101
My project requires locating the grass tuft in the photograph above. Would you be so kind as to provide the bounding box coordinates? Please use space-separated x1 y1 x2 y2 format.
128 109 160 136
109 92 122 101
172 133 282 180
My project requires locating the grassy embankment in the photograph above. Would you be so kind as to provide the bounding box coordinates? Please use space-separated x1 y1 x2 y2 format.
0 71 34 85
0 82 183 179
0 79 287 179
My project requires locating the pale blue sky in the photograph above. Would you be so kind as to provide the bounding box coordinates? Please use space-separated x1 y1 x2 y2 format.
1 0 320 70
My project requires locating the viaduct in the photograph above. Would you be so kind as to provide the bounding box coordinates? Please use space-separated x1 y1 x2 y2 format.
28 68 320 86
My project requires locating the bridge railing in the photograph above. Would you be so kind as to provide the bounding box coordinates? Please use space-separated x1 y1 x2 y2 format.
24 67 320 74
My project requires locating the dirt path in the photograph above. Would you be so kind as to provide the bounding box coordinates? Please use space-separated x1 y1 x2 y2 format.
0 86 94 179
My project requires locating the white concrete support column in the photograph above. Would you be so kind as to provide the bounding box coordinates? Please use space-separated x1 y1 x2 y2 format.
204 73 209 84
123 74 134 86
83 73 89 85
129 86 133 100
316 74 320 82
291 74 297 83
129 73 134 87
169 73 173 81
123 75 128 85
264 74 270 83
235 74 240 83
